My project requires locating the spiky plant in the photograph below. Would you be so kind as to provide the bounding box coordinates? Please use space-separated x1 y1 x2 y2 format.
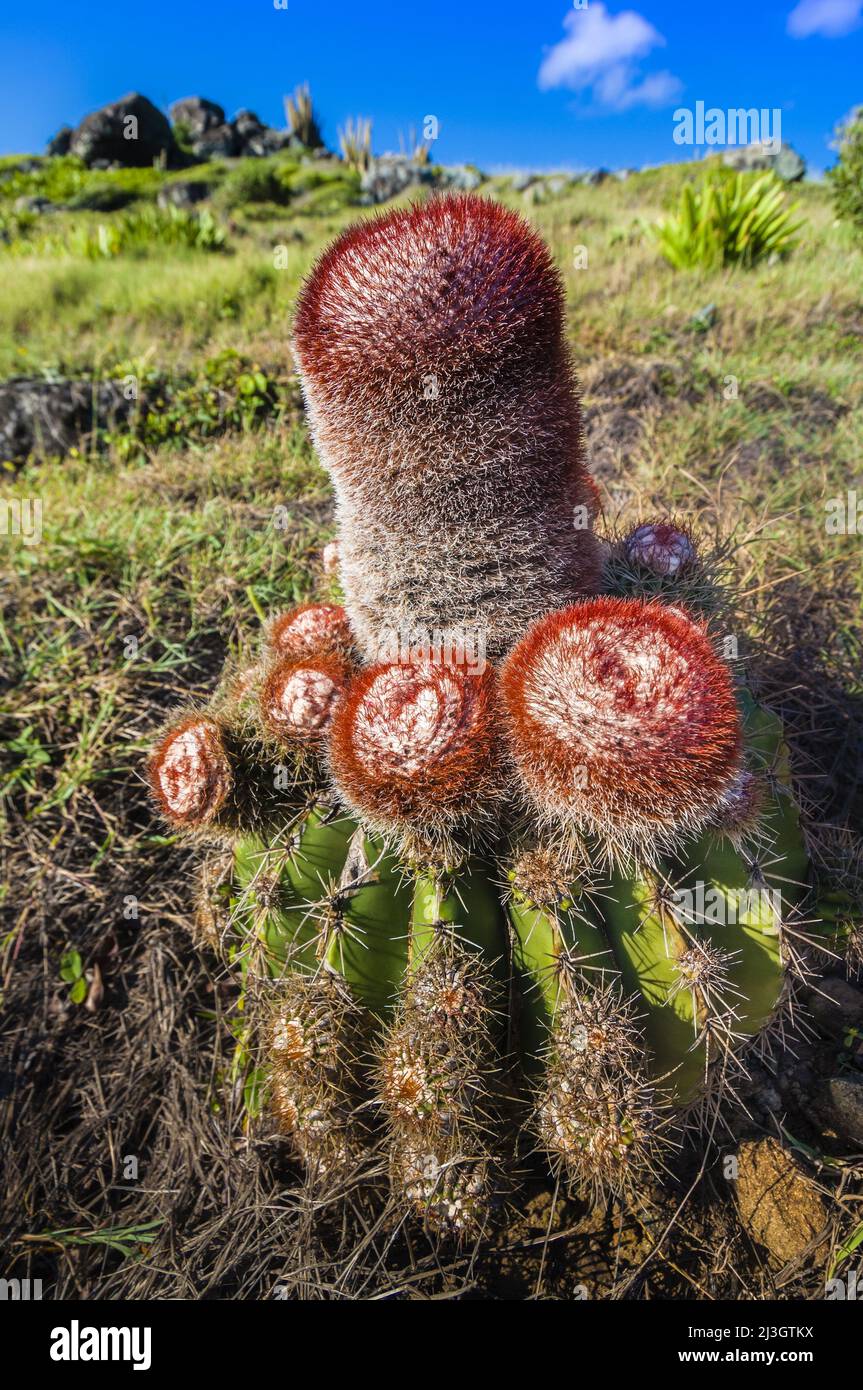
337 117 373 174
284 82 323 150
150 197 846 1231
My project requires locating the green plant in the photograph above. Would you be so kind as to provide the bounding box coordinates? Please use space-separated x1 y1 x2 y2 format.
149 196 847 1231
216 159 294 210
829 106 863 237
338 117 373 173
104 349 285 456
284 82 324 149
648 171 803 270
71 204 226 258
59 948 87 1005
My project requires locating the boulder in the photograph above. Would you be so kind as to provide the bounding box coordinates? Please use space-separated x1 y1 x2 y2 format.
721 141 806 182
242 127 298 158
438 165 485 192
192 123 240 159
70 93 176 168
359 155 436 205
46 126 73 157
169 97 225 140
13 195 56 215
0 378 140 469
511 171 535 192
233 109 265 138
157 180 213 210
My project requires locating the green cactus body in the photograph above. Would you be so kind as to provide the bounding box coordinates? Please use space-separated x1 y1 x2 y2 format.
410 863 507 972
506 691 818 1107
508 893 610 1066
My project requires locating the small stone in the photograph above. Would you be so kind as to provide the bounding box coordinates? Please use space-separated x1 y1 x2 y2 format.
826 1075 863 1145
807 977 863 1041
735 1137 828 1267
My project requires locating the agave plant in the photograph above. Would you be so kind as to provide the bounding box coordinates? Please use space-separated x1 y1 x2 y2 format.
649 170 803 270
150 196 842 1229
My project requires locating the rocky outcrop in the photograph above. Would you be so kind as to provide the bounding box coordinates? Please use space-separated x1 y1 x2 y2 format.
359 154 485 204
169 97 299 160
722 141 806 182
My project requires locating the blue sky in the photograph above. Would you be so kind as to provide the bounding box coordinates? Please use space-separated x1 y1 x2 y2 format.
0 0 860 172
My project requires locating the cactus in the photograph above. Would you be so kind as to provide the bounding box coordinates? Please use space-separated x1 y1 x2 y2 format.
150 197 845 1229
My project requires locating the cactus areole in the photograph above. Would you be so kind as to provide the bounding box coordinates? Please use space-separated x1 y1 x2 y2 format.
150 196 839 1225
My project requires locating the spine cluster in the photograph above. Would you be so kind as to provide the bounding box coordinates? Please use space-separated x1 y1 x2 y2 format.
378 939 497 1234
268 970 370 1179
536 982 661 1202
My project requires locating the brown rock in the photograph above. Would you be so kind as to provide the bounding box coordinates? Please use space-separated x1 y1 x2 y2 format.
735 1138 828 1267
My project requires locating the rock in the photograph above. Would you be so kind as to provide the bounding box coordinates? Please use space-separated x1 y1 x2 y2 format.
13 195 55 215
546 175 571 196
438 165 484 192
807 978 863 1041
614 168 635 181
157 180 212 210
511 172 535 193
735 1138 828 1267
192 123 240 159
359 155 435 205
581 168 609 186
689 303 718 331
0 378 140 469
233 109 264 138
169 97 225 140
721 141 805 182
825 1075 863 1145
242 127 297 158
70 93 176 168
46 126 73 157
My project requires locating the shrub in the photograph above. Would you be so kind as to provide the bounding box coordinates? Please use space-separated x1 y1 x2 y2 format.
828 106 863 237
648 170 803 270
216 159 295 210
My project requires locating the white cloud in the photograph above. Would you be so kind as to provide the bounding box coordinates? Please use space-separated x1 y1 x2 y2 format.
538 3 682 111
787 0 863 37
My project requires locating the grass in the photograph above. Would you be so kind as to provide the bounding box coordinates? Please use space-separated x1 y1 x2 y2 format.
1 154 862 1299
